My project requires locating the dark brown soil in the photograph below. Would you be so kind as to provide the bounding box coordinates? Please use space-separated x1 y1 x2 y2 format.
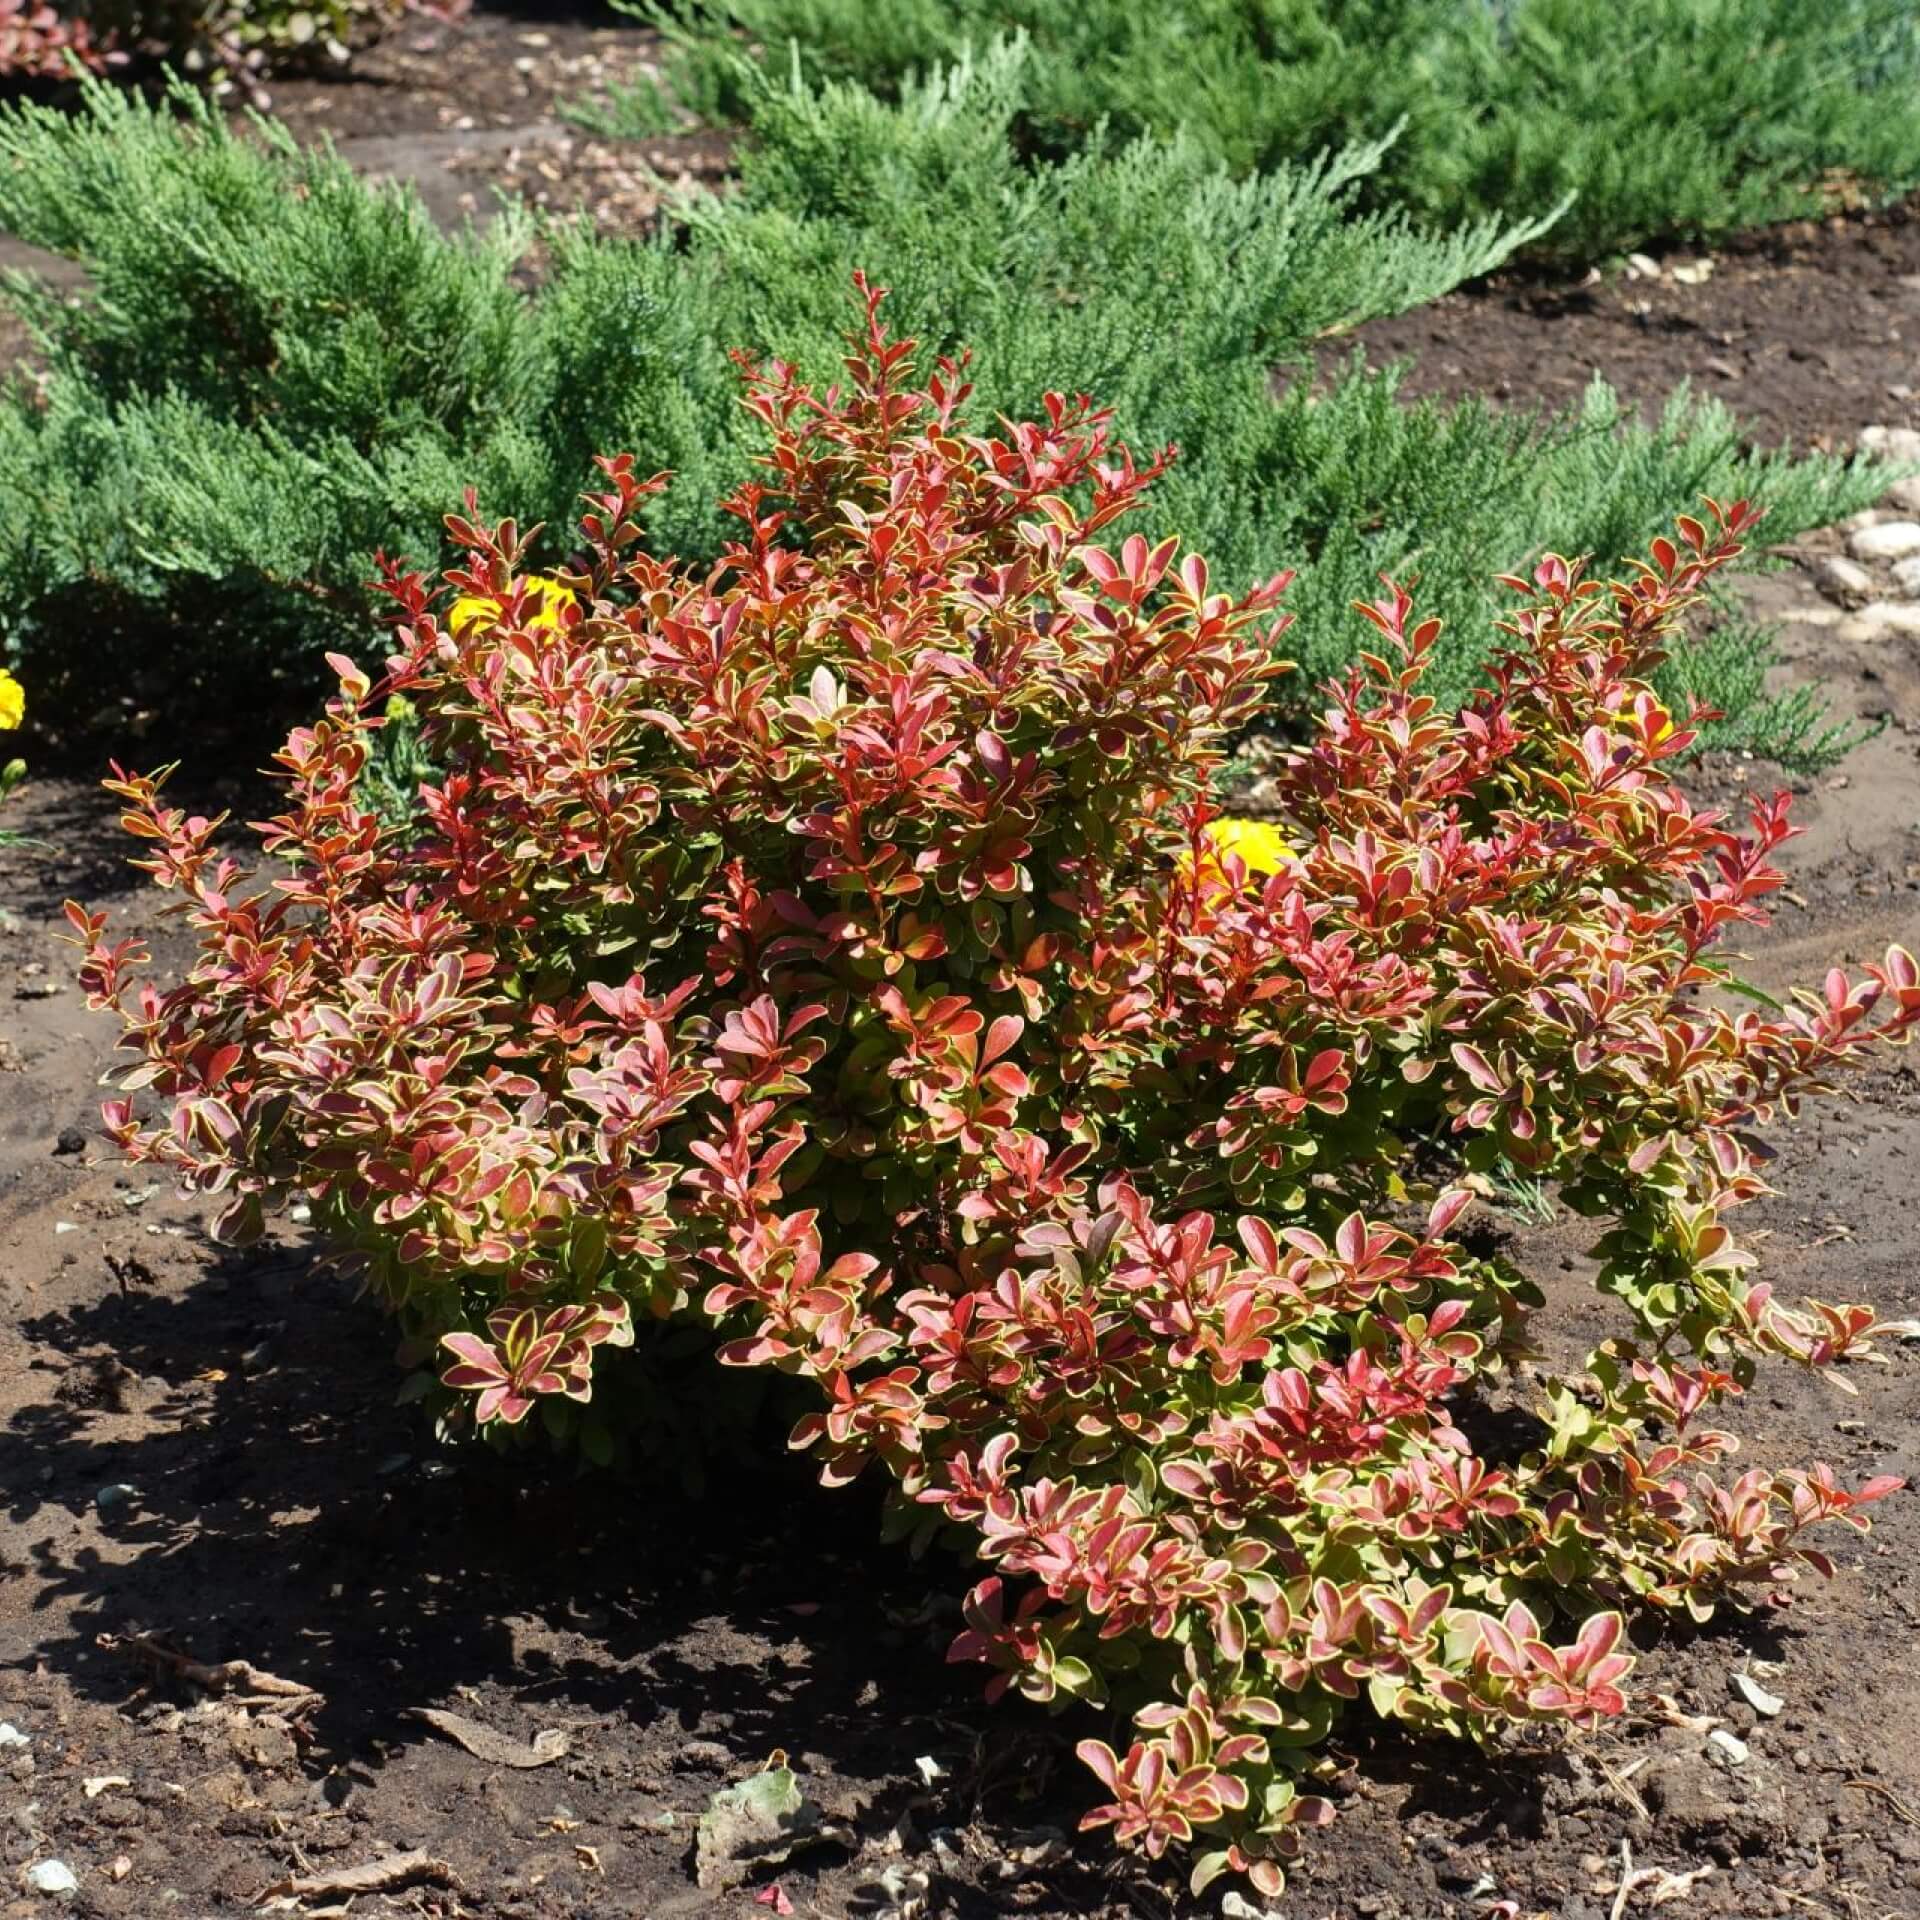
258 5 660 143
5 12 1920 1918
1352 201 1920 453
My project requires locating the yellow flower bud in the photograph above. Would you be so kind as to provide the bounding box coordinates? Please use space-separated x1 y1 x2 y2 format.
0 668 24 732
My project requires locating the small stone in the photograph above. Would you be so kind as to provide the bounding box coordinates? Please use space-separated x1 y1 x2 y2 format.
52 1127 86 1157
94 1483 138 1514
1893 555 1920 596
1811 555 1873 605
0 1723 29 1749
1708 1728 1750 1765
1853 601 1920 637
1847 520 1920 561
1860 424 1920 462
23 1860 78 1897
1221 1895 1281 1920
1625 252 1660 279
1885 476 1920 514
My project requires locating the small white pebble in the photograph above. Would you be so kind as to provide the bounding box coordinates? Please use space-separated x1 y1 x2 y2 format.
1848 520 1920 562
1811 554 1872 604
1853 601 1920 637
1861 423 1920 462
24 1860 78 1897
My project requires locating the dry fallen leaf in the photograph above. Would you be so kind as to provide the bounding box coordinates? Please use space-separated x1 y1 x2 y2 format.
408 1707 571 1768
1729 1670 1785 1718
1646 1693 1719 1736
257 1849 455 1903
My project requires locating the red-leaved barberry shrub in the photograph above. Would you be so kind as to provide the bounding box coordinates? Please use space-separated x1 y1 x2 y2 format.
75 278 1920 1898
0 0 111 76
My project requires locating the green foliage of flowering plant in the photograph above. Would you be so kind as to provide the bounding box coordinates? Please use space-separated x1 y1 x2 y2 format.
74 285 1920 1896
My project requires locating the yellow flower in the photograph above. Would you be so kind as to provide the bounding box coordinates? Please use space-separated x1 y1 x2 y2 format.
1608 694 1676 743
1203 816 1292 877
0 669 23 732
448 574 577 640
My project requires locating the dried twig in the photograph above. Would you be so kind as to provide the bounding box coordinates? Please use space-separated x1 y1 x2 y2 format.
1605 1838 1715 1917
99 1632 322 1709
1845 1777 1920 1825
257 1849 456 1904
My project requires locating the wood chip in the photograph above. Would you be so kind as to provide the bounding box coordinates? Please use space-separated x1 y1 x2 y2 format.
408 1707 571 1768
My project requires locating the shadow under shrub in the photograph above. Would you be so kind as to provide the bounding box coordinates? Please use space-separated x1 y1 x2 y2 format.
75 286 1920 1899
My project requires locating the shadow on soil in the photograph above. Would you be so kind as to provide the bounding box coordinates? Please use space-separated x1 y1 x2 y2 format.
2 1235 1055 1809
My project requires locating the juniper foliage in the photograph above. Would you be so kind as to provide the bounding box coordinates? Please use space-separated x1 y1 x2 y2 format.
0 59 1888 740
598 0 1920 264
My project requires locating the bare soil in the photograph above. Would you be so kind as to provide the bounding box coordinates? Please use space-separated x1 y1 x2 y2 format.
5 9 1920 1918
1352 204 1920 453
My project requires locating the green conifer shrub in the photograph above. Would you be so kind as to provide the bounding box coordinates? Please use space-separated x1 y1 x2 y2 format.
595 0 1920 265
0 56 1889 746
